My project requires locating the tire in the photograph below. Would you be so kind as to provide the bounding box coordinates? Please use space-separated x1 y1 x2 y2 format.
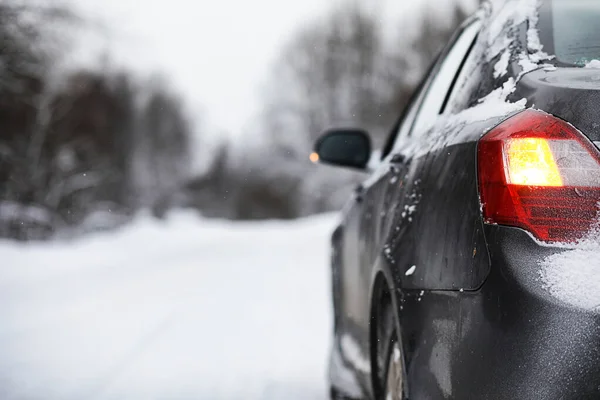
384 338 406 400
330 387 363 400
375 301 407 400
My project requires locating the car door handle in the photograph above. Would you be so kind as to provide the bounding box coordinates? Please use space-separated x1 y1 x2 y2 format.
354 184 364 203
390 153 406 164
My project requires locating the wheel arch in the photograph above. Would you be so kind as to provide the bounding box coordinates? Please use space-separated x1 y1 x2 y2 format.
369 268 398 398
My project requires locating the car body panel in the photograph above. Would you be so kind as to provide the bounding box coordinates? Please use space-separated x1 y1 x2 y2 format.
333 112 515 397
513 67 600 142
398 227 600 400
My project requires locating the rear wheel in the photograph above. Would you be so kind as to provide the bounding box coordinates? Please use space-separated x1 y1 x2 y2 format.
375 299 407 400
330 387 363 400
384 339 405 400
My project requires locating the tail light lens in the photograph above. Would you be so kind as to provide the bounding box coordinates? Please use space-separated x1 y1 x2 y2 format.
478 109 600 243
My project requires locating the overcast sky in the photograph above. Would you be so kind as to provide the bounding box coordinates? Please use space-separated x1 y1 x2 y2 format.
66 0 335 136
64 0 472 139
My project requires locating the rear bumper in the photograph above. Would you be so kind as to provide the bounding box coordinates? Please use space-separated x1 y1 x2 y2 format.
459 225 600 399
402 225 600 400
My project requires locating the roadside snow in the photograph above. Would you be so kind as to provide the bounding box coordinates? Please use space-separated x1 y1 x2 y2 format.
340 334 371 374
328 342 363 398
539 228 600 312
0 211 337 399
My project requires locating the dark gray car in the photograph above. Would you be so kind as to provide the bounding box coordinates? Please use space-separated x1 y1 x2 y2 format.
313 0 600 398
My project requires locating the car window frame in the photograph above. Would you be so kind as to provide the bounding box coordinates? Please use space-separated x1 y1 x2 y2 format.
388 18 482 154
380 55 438 160
443 25 483 115
409 19 482 139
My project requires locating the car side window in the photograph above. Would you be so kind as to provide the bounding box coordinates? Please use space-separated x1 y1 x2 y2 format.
391 19 482 152
410 20 481 136
380 53 439 160
444 26 484 114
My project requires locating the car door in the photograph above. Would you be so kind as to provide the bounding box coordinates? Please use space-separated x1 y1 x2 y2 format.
378 18 483 290
386 20 494 399
337 66 430 345
338 17 483 375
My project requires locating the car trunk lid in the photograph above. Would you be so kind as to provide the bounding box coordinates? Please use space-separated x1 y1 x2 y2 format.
513 67 600 143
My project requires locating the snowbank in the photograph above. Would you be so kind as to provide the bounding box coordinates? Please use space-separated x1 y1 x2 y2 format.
0 211 338 399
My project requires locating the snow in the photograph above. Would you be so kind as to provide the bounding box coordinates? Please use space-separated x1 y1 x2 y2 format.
486 0 553 73
493 50 510 79
539 227 600 312
340 334 371 374
585 60 600 69
459 78 526 123
401 203 418 220
0 201 52 225
328 342 363 398
487 0 537 53
397 58 527 161
518 54 541 76
0 210 338 399
405 265 417 276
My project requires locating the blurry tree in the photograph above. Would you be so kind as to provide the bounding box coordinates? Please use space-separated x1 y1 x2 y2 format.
0 0 73 239
44 70 192 228
226 0 475 220
263 0 472 154
0 1 193 239
263 2 390 155
413 5 469 70
0 0 478 237
136 79 191 210
46 70 138 225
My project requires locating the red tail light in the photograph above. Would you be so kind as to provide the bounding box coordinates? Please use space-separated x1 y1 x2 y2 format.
478 109 600 243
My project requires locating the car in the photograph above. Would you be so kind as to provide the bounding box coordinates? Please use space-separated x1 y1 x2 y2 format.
312 0 600 399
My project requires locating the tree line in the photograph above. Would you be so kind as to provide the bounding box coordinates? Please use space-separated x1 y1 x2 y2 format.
0 1 190 239
181 1 471 221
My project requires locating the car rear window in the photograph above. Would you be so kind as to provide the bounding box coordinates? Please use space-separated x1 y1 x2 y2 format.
542 0 600 66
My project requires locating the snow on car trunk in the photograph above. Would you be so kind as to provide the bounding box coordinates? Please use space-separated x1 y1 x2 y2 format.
539 226 600 312
0 211 337 399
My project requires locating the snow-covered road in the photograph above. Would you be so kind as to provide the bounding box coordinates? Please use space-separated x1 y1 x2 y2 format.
0 211 337 399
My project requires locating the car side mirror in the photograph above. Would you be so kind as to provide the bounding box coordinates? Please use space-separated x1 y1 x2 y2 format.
312 128 372 170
